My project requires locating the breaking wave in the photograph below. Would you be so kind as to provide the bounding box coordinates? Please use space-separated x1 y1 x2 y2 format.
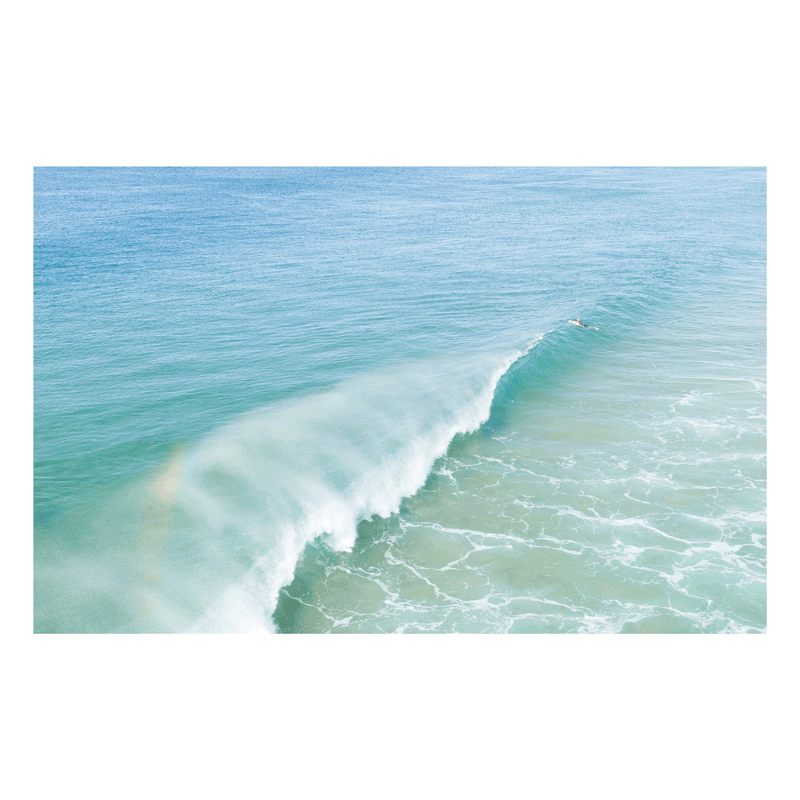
173 339 544 632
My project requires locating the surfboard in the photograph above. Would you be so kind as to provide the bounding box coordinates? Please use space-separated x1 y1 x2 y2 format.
569 319 600 331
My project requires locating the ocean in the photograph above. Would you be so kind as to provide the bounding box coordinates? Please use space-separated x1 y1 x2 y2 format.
33 167 766 633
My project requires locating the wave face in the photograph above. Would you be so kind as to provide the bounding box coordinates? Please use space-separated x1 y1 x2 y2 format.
34 167 766 633
34 340 538 633
184 346 536 632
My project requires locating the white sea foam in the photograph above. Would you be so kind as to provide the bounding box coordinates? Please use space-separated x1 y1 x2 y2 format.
184 341 541 633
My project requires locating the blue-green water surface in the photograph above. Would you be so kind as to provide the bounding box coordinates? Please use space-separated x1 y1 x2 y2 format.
34 167 766 633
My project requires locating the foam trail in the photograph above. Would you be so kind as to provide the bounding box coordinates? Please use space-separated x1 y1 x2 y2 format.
181 340 541 633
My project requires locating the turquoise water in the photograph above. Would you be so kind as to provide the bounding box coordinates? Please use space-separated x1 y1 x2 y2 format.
34 167 766 633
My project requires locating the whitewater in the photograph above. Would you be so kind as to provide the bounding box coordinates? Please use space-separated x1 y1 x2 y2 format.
34 167 766 633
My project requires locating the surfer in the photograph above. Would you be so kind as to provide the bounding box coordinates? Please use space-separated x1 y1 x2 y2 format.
570 317 599 331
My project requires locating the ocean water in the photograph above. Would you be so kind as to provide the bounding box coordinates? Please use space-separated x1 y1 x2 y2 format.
33 167 766 634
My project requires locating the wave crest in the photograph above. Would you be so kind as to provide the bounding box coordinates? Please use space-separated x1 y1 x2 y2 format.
182 341 542 633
